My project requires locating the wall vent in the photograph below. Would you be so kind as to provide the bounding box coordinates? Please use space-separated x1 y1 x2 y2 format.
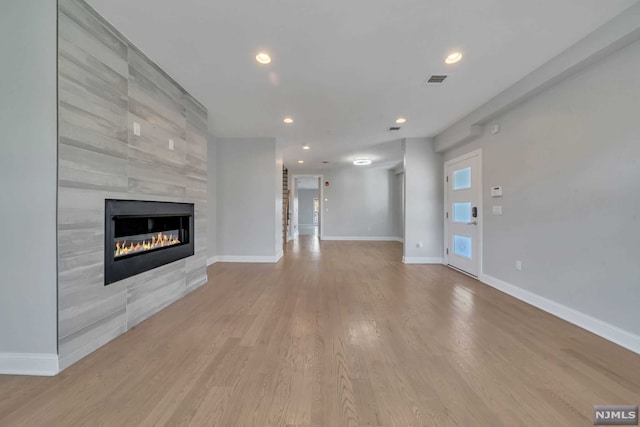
427 75 447 83
389 126 401 131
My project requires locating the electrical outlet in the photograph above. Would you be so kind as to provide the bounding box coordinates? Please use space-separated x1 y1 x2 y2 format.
492 205 503 215
169 139 175 150
515 260 522 271
133 122 141 136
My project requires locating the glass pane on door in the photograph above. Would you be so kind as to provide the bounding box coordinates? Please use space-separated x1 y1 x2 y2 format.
453 202 472 223
453 167 471 190
454 235 472 259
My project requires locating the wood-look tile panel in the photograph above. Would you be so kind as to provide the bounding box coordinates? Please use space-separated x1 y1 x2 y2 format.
58 41 128 100
58 77 127 126
58 307 127 369
58 10 128 78
58 280 127 340
58 0 128 57
128 46 186 105
128 66 186 130
58 101 127 142
127 114 187 165
59 121 129 159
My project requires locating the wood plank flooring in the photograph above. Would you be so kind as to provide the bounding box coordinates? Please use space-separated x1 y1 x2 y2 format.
1 237 639 426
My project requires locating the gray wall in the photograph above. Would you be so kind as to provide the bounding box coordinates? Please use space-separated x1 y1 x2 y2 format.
274 146 283 256
404 138 443 260
393 171 405 240
207 134 217 261
216 138 279 258
298 189 317 225
0 0 58 356
323 167 401 239
57 0 207 370
444 39 640 337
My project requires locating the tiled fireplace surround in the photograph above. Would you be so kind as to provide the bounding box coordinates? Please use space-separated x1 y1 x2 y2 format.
57 0 208 370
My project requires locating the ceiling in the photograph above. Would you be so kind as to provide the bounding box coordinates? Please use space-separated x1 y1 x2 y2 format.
87 0 636 171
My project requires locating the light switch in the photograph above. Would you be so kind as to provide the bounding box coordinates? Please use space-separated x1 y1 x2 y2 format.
169 139 175 150
492 205 503 215
133 122 141 136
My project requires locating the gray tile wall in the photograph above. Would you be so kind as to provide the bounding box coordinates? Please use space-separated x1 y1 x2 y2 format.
57 0 208 370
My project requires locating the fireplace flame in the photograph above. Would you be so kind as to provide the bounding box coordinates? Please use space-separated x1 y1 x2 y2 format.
115 232 180 258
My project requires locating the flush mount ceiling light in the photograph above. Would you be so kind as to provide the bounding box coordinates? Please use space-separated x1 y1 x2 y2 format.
395 117 407 124
283 117 294 124
445 52 463 64
353 157 372 166
298 160 304 164
255 52 271 65
302 145 310 150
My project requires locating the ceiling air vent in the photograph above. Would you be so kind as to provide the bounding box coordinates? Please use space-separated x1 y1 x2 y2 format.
427 75 447 84
389 126 401 131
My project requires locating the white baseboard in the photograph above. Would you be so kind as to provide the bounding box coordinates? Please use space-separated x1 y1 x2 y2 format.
275 251 284 263
480 274 640 355
323 236 404 242
216 255 281 263
0 353 59 376
402 257 444 264
207 256 218 266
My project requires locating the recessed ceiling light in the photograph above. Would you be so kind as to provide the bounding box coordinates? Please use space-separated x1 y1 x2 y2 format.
353 157 372 166
256 52 271 65
298 160 304 164
395 117 407 124
283 117 294 124
445 52 463 65
302 145 310 150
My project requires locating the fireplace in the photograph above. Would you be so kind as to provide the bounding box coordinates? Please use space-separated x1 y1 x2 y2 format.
105 200 194 285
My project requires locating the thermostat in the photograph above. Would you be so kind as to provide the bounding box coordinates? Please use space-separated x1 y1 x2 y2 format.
491 186 503 197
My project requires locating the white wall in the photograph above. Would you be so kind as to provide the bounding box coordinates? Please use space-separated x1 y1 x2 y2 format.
0 0 58 364
298 189 317 225
275 144 283 258
393 171 405 241
323 167 401 240
444 39 640 343
207 135 217 263
216 138 280 260
403 138 443 263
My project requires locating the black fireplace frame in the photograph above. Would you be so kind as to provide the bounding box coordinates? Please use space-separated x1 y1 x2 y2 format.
104 199 194 285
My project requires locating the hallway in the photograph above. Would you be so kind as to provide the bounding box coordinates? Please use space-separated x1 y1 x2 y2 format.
1 238 639 426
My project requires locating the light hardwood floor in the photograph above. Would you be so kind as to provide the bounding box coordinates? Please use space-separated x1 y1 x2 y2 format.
1 237 639 426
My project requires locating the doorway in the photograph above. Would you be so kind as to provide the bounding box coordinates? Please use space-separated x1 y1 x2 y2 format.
291 175 323 240
444 149 482 277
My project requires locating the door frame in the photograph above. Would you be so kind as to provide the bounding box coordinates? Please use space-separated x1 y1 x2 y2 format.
443 148 483 278
290 174 325 240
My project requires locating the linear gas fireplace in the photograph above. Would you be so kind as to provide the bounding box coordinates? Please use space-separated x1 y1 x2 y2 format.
105 200 194 285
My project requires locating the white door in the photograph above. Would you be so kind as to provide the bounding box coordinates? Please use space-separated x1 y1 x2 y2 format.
445 152 481 276
317 177 322 240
